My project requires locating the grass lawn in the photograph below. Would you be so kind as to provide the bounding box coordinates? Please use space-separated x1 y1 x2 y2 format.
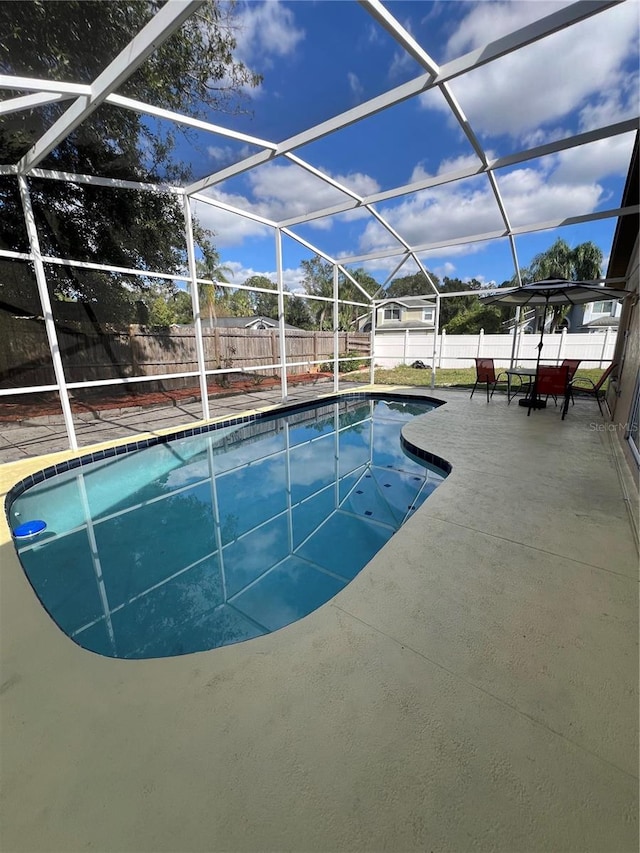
343 364 609 391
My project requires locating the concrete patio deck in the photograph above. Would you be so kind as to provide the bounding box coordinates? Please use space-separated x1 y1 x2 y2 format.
0 385 638 852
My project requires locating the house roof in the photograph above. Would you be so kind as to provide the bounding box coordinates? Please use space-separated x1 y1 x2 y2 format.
606 132 639 281
377 320 435 331
377 297 435 309
581 316 620 329
202 317 301 331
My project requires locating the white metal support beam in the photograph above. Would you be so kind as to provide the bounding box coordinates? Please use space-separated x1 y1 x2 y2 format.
358 0 439 75
17 0 204 173
107 93 278 152
0 75 91 96
275 229 288 401
0 92 72 116
17 175 78 450
369 294 377 386
333 265 340 394
183 195 210 422
411 255 440 387
340 203 639 265
434 0 623 85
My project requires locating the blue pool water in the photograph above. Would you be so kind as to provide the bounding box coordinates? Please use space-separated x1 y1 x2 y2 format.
9 395 447 659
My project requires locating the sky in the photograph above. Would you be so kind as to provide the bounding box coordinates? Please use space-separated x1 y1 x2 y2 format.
175 0 639 294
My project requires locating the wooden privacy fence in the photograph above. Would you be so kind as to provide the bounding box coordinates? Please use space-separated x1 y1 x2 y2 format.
0 314 370 390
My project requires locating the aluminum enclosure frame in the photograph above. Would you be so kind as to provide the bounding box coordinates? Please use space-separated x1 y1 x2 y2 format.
0 0 638 451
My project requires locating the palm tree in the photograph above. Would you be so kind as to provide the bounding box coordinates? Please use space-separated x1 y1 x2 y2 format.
527 239 602 331
195 250 233 326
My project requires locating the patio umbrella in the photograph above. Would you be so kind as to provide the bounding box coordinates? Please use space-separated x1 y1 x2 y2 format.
480 279 630 410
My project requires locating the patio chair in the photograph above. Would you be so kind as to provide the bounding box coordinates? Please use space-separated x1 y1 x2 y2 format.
561 359 581 407
470 358 508 403
533 365 571 419
570 362 617 415
561 359 581 380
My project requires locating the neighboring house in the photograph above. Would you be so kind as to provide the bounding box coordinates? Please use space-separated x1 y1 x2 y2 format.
508 300 622 335
562 299 623 333
201 316 301 331
360 296 436 333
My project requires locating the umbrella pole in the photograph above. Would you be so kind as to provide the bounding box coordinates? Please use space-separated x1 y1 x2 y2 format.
525 300 548 414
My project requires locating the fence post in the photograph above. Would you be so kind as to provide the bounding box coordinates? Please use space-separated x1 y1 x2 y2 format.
439 328 445 368
477 328 484 357
600 327 611 368
403 329 409 364
129 325 138 375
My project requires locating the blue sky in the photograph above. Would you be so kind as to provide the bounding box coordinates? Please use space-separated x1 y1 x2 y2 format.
176 0 639 293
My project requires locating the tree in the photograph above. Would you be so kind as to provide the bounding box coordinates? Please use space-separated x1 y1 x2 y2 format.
195 250 232 325
526 238 603 330
299 257 379 330
171 290 194 324
248 276 280 318
247 275 313 329
445 305 504 334
340 268 379 330
0 1 260 320
147 295 176 327
386 271 440 298
300 257 334 330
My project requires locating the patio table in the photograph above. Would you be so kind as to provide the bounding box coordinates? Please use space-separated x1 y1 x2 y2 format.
505 367 536 403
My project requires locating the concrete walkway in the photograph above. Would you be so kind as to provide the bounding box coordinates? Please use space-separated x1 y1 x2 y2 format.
1 385 638 852
0 379 342 464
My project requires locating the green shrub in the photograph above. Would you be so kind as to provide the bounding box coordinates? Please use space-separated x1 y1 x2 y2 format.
319 352 368 373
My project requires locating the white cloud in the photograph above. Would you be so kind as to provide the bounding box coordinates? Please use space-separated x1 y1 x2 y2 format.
548 134 635 187
434 261 456 278
192 195 272 248
422 1 639 140
387 17 421 80
234 0 305 67
224 261 304 293
578 69 640 132
206 144 255 166
409 152 486 183
497 167 603 227
360 176 504 252
348 71 364 99
193 161 380 254
444 1 572 59
248 162 380 220
358 141 619 260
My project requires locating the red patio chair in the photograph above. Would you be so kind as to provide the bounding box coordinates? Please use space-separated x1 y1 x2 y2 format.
561 359 581 407
570 362 617 415
532 365 571 419
470 358 508 403
561 359 581 380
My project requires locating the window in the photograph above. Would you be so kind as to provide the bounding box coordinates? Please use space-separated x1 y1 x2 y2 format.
383 308 400 321
422 307 434 323
591 300 613 314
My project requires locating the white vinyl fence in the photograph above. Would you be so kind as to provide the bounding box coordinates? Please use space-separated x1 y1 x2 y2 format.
374 327 617 370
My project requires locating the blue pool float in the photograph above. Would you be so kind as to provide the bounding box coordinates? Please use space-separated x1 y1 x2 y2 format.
13 520 47 539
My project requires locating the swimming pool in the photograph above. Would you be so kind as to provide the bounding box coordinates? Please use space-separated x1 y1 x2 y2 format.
7 394 448 659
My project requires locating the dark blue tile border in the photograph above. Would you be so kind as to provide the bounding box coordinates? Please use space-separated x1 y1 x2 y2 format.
4 391 448 521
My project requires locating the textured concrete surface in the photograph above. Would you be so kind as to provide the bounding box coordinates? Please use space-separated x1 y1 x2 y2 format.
1 386 638 852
